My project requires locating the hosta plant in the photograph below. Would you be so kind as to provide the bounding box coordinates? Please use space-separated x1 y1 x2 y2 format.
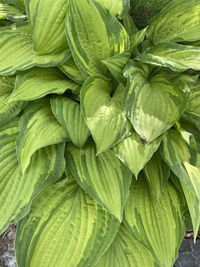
0 0 200 266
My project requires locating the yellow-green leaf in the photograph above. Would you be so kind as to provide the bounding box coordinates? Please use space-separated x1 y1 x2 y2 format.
81 76 131 153
66 0 130 77
51 96 90 148
66 141 132 221
16 179 120 267
124 177 185 267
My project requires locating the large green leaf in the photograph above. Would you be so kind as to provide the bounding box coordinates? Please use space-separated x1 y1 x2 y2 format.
59 57 85 84
123 61 187 142
95 224 157 267
0 23 70 76
66 0 130 77
0 118 66 233
113 133 162 178
124 177 185 267
0 2 26 21
25 0 69 54
66 141 132 221
81 76 131 153
8 67 80 102
3 0 25 11
137 42 200 71
187 86 200 117
148 0 200 44
0 76 26 126
51 96 90 148
144 152 170 199
16 100 68 174
16 179 120 267
161 129 200 237
96 0 130 18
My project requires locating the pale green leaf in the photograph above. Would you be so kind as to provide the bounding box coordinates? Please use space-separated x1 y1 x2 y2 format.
8 67 80 102
124 177 185 267
123 61 187 142
66 0 130 77
0 76 26 126
144 152 170 199
16 100 68 174
3 0 25 11
95 0 130 18
16 179 120 267
187 86 200 117
25 0 69 54
137 42 200 71
148 0 200 44
95 224 157 267
81 76 131 153
51 96 90 148
0 23 70 75
161 129 200 238
59 57 85 84
66 141 132 221
0 3 26 21
0 118 66 233
113 133 162 178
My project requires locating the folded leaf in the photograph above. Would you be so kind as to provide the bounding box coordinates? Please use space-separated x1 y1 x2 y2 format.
137 42 200 71
66 141 132 221
144 152 170 199
16 179 120 267
59 57 85 84
0 118 65 233
0 76 26 126
124 177 185 267
95 224 156 267
16 100 68 174
123 61 187 142
113 133 162 178
161 129 200 238
148 0 200 44
81 76 131 153
26 0 69 54
66 0 129 77
9 67 80 101
51 96 90 148
0 23 70 75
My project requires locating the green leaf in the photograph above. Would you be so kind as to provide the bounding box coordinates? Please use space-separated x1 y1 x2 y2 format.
3 0 25 11
124 177 185 267
81 76 131 153
0 118 65 233
16 100 68 174
137 42 200 71
144 152 170 199
8 67 80 102
66 141 132 221
123 61 188 142
51 96 90 148
0 76 26 126
0 23 70 76
122 15 138 43
0 3 26 21
160 129 200 238
25 0 69 54
102 52 131 84
95 0 130 18
95 224 157 267
187 86 200 117
66 0 130 77
59 57 85 84
113 133 162 178
16 179 120 267
148 0 200 44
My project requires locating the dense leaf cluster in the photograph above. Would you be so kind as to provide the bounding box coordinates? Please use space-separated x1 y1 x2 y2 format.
0 0 200 266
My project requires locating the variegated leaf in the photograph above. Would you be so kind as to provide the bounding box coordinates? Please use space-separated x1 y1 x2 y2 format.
66 141 132 221
16 179 120 267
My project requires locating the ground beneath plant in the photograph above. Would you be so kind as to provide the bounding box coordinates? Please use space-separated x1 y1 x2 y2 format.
0 226 199 267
